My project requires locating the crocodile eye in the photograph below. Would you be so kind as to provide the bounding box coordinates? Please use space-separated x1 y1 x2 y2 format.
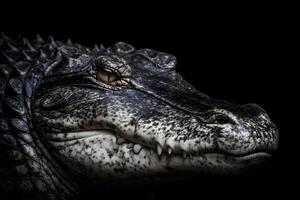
92 55 131 87
97 68 120 84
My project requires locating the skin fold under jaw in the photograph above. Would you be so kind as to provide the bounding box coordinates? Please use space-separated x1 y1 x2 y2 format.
0 34 279 200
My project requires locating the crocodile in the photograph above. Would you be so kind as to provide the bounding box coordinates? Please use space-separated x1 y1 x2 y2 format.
0 33 279 200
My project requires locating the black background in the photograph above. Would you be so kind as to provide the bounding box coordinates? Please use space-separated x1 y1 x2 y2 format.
1 2 297 200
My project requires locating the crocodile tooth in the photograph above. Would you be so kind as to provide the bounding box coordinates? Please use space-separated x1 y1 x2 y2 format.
157 144 162 156
133 144 142 154
168 148 172 155
183 152 187 159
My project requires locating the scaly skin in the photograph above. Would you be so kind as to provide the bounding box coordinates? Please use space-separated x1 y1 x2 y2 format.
0 33 279 200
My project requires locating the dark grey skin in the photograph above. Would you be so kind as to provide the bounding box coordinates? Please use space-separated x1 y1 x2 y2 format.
0 33 279 200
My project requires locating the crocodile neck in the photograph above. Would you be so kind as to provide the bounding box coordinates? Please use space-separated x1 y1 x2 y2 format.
0 45 78 200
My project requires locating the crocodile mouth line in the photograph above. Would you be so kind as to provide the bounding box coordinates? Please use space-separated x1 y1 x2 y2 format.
47 130 272 160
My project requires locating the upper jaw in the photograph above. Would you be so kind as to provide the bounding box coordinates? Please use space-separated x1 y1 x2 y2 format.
47 129 270 158
110 125 277 159
116 132 274 175
46 118 278 162
46 106 278 160
47 128 276 179
47 120 278 159
114 118 278 159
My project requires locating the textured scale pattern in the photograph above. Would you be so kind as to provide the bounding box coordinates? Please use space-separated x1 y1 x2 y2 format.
0 33 279 200
0 34 81 200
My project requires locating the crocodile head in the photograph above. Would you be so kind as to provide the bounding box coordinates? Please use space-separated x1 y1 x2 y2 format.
0 34 279 199
31 41 278 186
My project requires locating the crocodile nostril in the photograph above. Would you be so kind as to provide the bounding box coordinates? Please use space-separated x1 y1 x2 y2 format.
213 114 233 125
198 110 236 125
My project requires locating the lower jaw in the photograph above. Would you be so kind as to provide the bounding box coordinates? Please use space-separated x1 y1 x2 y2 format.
76 151 271 191
51 131 272 180
151 151 271 174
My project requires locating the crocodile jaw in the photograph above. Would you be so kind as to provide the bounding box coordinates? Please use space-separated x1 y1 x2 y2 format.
49 130 271 180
